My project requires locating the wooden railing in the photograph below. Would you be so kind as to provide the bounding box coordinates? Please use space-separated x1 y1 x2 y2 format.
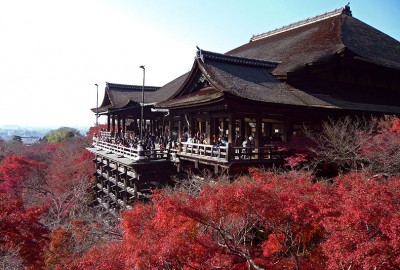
229 145 283 160
179 142 285 162
93 139 285 163
180 142 229 161
100 130 112 139
94 140 169 161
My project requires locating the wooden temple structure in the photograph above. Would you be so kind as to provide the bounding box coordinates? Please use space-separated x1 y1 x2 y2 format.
87 6 400 210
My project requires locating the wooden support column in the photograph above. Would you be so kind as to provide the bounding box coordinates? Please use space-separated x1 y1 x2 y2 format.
211 116 217 143
178 116 182 141
283 117 293 142
100 159 104 190
133 177 138 200
106 163 111 208
255 117 262 147
134 118 138 134
122 168 128 205
111 116 116 133
205 114 211 144
168 119 172 138
114 164 119 201
122 116 126 135
228 114 234 144
117 116 121 135
220 118 225 137
189 115 195 137
240 117 245 141
107 114 111 131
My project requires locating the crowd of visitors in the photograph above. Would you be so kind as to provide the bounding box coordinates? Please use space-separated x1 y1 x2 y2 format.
94 129 171 151
93 128 282 160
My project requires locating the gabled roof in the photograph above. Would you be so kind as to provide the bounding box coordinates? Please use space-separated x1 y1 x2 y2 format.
157 47 400 114
157 49 337 109
95 6 400 115
93 82 160 113
227 6 400 76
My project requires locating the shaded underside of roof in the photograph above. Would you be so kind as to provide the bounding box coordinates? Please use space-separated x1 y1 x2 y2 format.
312 94 400 114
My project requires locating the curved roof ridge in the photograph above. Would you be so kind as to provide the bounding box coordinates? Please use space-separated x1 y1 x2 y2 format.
197 48 278 68
106 82 160 91
251 6 350 42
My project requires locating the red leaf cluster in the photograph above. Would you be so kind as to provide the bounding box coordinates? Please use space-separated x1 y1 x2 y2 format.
72 170 400 269
0 193 48 269
0 155 45 195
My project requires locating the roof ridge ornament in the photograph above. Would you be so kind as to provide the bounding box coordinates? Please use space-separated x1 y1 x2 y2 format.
106 82 160 91
196 46 205 63
250 5 352 42
344 3 352 16
196 48 278 68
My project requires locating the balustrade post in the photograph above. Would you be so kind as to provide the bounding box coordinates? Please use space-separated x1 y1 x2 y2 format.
225 143 230 161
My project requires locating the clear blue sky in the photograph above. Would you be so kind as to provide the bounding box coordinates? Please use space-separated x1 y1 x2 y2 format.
0 0 399 127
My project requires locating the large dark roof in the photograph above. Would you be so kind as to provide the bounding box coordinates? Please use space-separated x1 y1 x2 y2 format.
95 6 400 115
157 48 400 114
93 82 160 113
158 49 338 109
227 7 400 75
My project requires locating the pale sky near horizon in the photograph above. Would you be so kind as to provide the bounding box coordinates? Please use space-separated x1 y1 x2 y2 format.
1 0 399 128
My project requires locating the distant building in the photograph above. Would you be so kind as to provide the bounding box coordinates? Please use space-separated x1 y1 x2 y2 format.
21 136 40 145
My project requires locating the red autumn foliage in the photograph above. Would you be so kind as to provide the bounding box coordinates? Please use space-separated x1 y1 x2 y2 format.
0 155 45 196
320 173 400 269
0 193 48 269
87 124 108 140
45 138 94 197
72 168 400 270
69 243 126 270
45 226 74 268
1 118 399 269
390 117 400 133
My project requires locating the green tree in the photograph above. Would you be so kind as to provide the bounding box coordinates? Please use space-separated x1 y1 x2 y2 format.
44 127 82 143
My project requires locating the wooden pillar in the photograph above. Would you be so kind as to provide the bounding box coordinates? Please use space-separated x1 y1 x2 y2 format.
114 164 119 201
123 168 128 205
205 114 211 144
240 117 245 141
134 118 138 134
111 116 116 133
255 117 262 147
283 117 293 142
219 117 224 137
228 114 234 144
189 115 196 137
168 118 172 138
106 163 111 208
122 116 126 135
178 116 182 141
117 116 121 135
107 114 111 131
210 115 217 144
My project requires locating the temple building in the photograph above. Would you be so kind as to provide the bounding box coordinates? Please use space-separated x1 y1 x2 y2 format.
87 6 400 210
